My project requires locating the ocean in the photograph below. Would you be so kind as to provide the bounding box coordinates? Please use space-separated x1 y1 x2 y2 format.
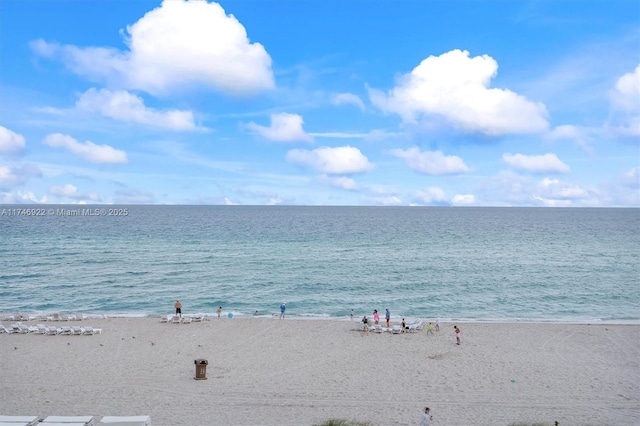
1 206 638 323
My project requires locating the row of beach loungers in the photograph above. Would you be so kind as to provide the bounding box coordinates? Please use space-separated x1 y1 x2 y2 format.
159 314 208 324
0 415 150 426
363 319 425 333
1 323 102 335
1 313 92 322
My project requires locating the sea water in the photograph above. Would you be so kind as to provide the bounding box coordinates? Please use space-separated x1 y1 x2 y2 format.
1 206 638 323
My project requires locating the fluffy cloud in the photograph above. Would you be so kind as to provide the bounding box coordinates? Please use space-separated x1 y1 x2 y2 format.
502 153 570 173
0 126 26 154
534 178 594 206
43 133 128 163
389 147 470 175
247 113 313 143
316 175 358 190
452 194 475 205
414 186 448 204
76 88 198 131
609 64 640 136
331 93 365 111
31 0 274 96
286 146 374 174
49 184 100 202
0 164 42 188
369 49 549 136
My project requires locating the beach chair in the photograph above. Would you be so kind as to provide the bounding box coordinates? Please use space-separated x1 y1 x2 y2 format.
0 415 41 426
36 324 48 334
57 326 72 335
407 319 423 332
44 326 58 335
41 415 95 425
171 315 181 324
391 325 403 334
0 324 15 334
83 326 102 335
159 315 170 323
182 316 192 324
98 415 151 425
191 315 203 322
70 326 85 335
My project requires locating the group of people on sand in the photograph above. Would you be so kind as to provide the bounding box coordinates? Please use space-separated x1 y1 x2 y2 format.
174 300 283 319
359 309 461 344
360 308 392 331
174 300 224 319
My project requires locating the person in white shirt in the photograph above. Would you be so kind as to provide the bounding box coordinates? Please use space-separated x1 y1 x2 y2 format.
419 406 433 426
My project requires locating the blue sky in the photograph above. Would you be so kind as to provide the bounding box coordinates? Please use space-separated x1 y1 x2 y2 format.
1 0 638 206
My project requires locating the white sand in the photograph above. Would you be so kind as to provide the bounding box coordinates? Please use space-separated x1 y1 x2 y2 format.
1 317 639 426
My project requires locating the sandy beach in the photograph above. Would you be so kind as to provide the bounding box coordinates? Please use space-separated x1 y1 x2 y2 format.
1 317 639 426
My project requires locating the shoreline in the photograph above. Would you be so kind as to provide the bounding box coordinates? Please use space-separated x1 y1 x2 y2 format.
3 311 639 325
2 318 639 425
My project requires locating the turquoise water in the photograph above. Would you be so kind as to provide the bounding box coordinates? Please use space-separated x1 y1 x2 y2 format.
1 206 638 323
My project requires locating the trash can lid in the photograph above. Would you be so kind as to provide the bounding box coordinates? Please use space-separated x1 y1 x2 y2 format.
194 358 208 364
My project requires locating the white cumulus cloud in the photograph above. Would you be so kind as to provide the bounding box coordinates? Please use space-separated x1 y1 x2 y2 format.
286 146 374 174
331 93 365 111
0 126 26 154
389 147 470 175
76 88 198 131
247 113 313 143
369 49 549 136
30 0 274 97
502 153 570 173
0 164 42 188
414 186 448 204
609 64 640 136
43 133 128 164
452 194 475 205
49 184 101 201
316 175 358 190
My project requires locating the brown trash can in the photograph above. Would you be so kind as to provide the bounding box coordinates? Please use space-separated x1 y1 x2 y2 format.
194 358 208 380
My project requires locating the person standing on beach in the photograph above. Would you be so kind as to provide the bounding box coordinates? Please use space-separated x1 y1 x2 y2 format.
174 300 182 318
427 322 434 335
419 407 433 426
385 308 390 327
454 325 461 345
361 315 369 332
216 306 222 318
435 319 440 332
280 302 286 319
373 309 380 324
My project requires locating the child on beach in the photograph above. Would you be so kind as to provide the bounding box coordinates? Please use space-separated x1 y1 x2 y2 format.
454 325 461 345
361 315 369 332
427 322 434 335
373 309 380 324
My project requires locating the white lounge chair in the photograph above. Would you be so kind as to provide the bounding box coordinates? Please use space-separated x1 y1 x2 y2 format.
0 415 40 426
159 315 170 323
171 315 181 324
391 325 403 334
41 415 95 425
1 324 15 334
44 326 58 335
98 415 150 425
83 327 102 335
70 326 85 335
182 316 192 324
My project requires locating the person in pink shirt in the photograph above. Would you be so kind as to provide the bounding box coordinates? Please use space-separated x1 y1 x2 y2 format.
373 309 380 324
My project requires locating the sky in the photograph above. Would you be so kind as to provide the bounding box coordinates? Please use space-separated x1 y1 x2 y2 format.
0 0 639 206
